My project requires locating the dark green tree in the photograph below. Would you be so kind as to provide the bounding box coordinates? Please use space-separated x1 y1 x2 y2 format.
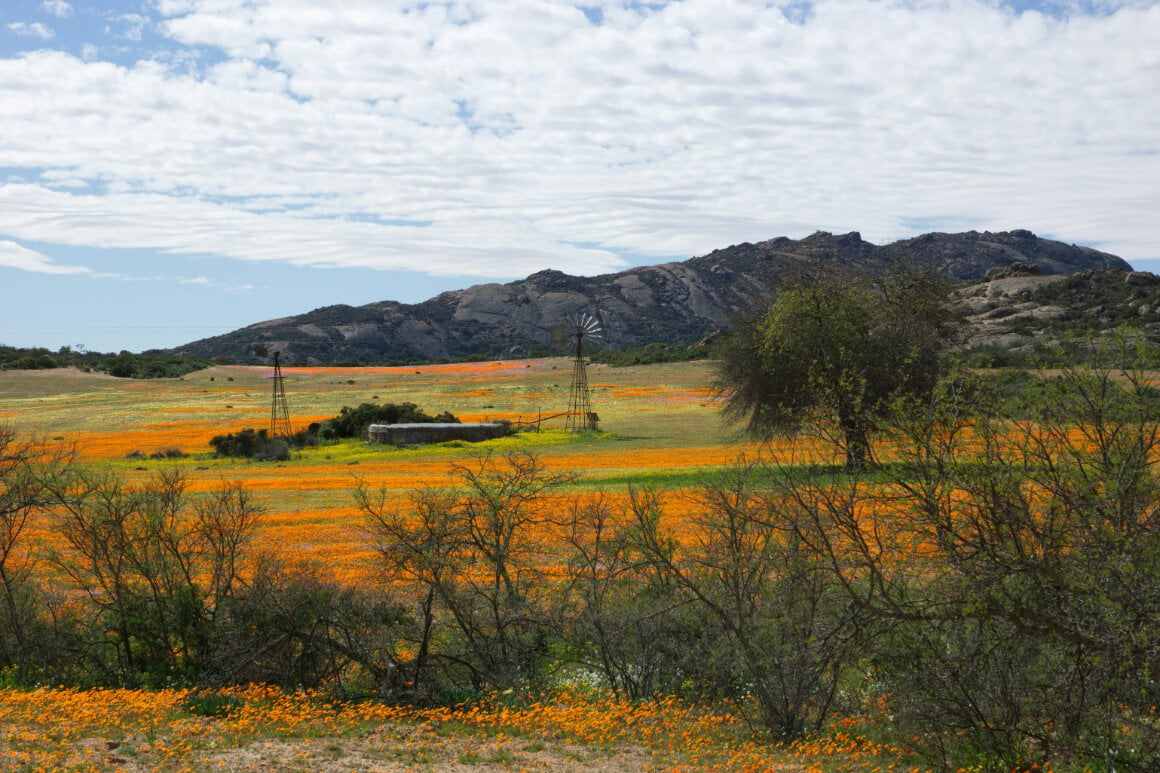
716 263 960 469
320 402 458 441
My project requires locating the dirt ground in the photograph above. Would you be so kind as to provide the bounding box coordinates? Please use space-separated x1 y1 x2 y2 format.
61 724 666 772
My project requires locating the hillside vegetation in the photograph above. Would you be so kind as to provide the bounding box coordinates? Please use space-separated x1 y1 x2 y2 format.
958 267 1160 364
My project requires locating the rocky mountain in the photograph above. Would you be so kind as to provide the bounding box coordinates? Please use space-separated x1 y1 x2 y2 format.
167 230 1133 365
957 266 1160 358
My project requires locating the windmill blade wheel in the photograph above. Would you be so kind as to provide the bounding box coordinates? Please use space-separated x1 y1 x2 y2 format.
570 312 603 354
576 312 602 338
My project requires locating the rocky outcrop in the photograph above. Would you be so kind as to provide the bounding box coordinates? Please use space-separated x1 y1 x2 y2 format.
167 230 1133 365
957 267 1160 355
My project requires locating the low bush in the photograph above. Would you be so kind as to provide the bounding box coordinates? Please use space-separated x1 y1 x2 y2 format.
210 429 290 461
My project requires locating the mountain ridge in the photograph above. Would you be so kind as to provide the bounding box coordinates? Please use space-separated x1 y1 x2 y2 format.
166 229 1133 365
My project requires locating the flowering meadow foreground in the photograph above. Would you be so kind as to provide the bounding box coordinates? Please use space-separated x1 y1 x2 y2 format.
0 359 922 771
5 357 1147 771
0 685 907 772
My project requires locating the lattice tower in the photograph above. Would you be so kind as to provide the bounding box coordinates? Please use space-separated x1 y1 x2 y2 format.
270 350 293 440
564 314 600 433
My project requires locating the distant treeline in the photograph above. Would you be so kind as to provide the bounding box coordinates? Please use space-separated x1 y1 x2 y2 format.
0 341 717 375
5 336 1155 377
0 345 211 379
0 342 709 374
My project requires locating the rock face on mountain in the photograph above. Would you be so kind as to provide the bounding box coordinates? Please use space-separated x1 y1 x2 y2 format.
168 230 1132 365
957 267 1160 357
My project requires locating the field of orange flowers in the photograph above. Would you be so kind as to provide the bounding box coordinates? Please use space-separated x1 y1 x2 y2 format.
0 359 916 771
0 359 789 585
0 684 913 772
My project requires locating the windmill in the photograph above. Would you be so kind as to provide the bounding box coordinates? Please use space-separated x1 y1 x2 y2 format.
270 351 293 440
553 313 602 433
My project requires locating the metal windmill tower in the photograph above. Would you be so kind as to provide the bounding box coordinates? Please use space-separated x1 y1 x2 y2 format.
270 351 293 440
563 313 601 433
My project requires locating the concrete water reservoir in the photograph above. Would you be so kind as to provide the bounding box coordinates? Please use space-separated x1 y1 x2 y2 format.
367 422 508 446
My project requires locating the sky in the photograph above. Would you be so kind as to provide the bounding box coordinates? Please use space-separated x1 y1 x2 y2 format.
1 0 1158 353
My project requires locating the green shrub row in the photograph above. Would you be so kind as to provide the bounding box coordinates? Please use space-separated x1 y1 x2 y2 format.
0 345 210 378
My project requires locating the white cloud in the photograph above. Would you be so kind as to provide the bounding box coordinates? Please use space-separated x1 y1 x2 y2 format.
0 0 1158 281
6 22 55 40
42 0 72 19
0 240 89 274
0 184 628 277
